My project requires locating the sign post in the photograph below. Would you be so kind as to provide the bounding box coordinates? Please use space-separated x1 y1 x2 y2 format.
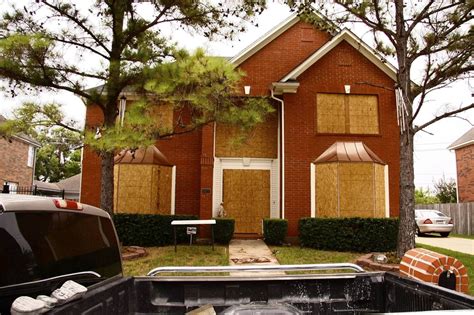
171 220 216 252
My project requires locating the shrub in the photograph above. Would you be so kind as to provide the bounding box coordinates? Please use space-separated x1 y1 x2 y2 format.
263 218 288 245
213 218 235 244
299 217 399 252
113 213 198 247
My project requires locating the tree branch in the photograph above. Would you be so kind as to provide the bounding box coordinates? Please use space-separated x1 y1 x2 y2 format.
41 0 111 55
414 103 474 133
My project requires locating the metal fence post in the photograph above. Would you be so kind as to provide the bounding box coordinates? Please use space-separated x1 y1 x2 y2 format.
2 184 9 194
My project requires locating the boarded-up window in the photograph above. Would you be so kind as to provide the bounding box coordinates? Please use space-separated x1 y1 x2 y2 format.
150 103 174 134
315 162 387 218
115 101 174 133
316 93 379 134
215 112 278 158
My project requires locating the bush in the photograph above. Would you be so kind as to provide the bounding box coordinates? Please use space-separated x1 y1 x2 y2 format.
299 217 399 252
113 213 198 247
263 218 288 245
213 218 235 244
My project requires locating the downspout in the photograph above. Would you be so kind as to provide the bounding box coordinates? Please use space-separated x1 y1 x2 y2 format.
271 88 285 219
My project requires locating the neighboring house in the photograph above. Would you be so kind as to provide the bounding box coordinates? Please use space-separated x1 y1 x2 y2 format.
0 114 41 192
33 173 81 201
448 128 474 202
81 13 400 237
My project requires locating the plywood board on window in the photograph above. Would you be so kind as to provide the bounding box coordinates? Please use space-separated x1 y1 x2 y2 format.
223 169 270 234
316 93 345 133
315 163 338 217
348 95 379 134
374 164 386 217
114 164 172 215
339 163 374 217
215 113 278 158
150 103 174 134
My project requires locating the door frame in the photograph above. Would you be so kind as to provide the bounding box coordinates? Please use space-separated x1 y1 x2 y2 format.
213 158 279 219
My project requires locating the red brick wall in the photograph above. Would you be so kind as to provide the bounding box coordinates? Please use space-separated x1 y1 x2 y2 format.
80 105 104 206
155 131 202 217
0 138 34 187
80 104 203 217
238 21 331 96
455 145 474 202
282 41 399 235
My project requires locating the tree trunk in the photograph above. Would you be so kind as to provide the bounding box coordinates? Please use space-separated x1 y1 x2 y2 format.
397 129 416 257
98 1 126 215
100 151 115 215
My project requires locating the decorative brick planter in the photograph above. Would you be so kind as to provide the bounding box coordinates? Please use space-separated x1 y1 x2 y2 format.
400 248 469 294
356 253 400 272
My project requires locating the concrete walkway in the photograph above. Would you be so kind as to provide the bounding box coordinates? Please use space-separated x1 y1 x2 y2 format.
416 236 474 255
228 239 283 276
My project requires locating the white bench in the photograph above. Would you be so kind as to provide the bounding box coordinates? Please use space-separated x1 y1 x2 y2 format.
171 219 216 252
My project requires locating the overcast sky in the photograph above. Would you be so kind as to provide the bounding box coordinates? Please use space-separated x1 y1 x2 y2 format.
0 1 472 190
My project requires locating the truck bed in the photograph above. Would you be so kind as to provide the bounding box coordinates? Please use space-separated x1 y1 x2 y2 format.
50 272 474 314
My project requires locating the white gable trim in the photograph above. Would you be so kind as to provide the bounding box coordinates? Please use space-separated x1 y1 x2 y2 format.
448 140 474 151
282 28 398 82
230 13 299 66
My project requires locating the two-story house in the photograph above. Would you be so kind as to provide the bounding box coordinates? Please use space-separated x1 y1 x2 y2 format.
81 13 400 237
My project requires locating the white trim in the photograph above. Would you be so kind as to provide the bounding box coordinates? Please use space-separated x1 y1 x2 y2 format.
272 82 300 95
171 166 176 215
271 90 285 219
12 135 41 148
384 165 390 218
448 140 474 151
212 158 279 219
230 14 299 66
282 28 397 82
310 163 316 218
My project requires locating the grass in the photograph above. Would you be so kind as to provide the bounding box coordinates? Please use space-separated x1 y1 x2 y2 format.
123 245 229 276
270 246 363 274
417 243 474 295
450 234 474 240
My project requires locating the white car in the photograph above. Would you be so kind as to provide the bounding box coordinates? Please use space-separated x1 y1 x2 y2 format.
415 209 453 237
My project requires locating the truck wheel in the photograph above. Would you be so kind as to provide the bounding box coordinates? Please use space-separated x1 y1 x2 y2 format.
440 232 450 237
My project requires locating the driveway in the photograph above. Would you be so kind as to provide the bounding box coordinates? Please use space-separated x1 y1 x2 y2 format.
416 235 474 255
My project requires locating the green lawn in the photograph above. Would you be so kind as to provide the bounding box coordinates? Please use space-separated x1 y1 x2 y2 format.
417 244 474 295
123 245 229 276
270 246 363 274
450 234 474 240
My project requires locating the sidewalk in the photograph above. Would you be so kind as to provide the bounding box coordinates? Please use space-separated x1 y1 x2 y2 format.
416 236 474 255
228 239 283 276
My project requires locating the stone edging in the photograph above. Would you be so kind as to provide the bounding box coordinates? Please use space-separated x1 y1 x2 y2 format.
122 246 147 260
356 253 400 272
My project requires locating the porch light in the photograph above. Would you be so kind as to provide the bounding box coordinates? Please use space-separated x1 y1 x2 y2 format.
244 85 251 95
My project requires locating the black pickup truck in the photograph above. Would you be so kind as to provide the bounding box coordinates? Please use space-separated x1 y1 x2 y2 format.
1 195 473 314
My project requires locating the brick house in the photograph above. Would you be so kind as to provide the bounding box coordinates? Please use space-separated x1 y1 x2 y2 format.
81 14 400 237
448 128 474 202
0 115 41 192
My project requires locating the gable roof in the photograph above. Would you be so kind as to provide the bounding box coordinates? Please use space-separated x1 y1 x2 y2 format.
230 14 300 67
230 12 339 67
0 114 41 147
448 128 474 150
281 28 397 82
